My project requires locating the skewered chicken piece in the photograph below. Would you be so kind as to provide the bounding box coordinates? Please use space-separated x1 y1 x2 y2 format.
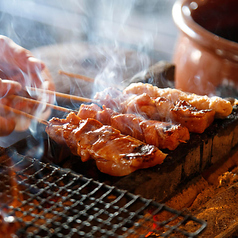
77 103 190 150
46 112 167 176
123 83 233 119
94 88 216 133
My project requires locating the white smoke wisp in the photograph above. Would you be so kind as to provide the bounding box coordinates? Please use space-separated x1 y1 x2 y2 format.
86 0 162 97
0 0 175 144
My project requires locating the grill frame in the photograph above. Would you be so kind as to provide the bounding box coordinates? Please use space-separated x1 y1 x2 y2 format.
0 144 207 237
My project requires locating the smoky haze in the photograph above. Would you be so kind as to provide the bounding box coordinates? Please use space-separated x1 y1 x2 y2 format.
0 0 177 60
0 0 177 97
0 0 177 147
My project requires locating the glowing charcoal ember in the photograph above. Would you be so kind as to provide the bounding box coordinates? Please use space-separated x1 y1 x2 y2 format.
0 149 207 237
46 112 167 176
0 209 20 238
0 156 22 237
77 103 190 150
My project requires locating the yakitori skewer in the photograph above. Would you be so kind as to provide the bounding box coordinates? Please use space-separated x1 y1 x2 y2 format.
46 112 167 176
0 99 167 176
6 94 189 150
4 94 189 150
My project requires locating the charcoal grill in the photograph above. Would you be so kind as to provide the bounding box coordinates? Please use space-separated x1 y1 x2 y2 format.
0 141 207 237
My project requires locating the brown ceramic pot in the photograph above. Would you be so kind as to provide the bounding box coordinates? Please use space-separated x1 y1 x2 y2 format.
172 0 238 96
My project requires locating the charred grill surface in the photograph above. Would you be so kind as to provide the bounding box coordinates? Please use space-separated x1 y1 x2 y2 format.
0 149 206 237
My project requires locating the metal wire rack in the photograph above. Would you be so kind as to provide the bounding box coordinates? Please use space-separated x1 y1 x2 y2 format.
0 149 207 238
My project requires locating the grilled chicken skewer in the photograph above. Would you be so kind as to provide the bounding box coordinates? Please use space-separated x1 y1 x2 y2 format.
24 82 232 133
77 103 190 150
16 82 231 134
123 83 233 119
2 102 166 176
4 94 189 150
46 112 167 176
94 87 216 134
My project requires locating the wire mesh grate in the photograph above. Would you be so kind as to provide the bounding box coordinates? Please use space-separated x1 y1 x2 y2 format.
0 149 206 237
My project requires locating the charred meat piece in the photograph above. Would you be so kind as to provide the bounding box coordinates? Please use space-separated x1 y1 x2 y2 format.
170 100 215 134
94 87 126 112
77 104 190 150
123 82 233 119
94 88 157 118
153 98 215 133
94 88 216 133
46 112 167 176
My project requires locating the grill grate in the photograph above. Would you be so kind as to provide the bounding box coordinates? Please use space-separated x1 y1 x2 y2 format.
0 150 206 238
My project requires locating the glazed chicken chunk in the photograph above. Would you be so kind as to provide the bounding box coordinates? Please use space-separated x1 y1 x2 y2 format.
46 112 167 176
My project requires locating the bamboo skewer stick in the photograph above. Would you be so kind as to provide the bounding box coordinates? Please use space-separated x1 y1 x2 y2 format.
9 95 77 114
2 92 84 127
0 103 48 125
58 70 95 83
1 84 104 127
58 70 121 89
26 87 97 104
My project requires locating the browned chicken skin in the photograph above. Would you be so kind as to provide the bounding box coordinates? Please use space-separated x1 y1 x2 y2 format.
170 100 215 134
123 83 233 119
77 104 190 150
94 88 216 133
46 112 167 176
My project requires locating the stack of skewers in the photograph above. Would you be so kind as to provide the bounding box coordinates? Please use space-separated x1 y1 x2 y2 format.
0 67 234 177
